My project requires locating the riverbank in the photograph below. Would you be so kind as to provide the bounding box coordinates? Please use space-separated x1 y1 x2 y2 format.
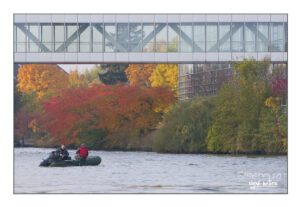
14 144 287 156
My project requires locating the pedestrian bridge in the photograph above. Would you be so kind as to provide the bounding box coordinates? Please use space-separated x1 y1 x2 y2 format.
14 14 287 64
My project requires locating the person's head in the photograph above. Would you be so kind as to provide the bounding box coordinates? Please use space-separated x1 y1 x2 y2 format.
80 144 86 147
61 144 65 150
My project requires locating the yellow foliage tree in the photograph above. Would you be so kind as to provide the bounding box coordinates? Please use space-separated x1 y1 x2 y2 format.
125 64 156 87
149 64 178 97
17 64 69 101
68 70 87 88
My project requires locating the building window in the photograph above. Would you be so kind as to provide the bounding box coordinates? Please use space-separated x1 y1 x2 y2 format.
219 23 231 52
28 24 40 52
92 23 103 52
244 23 256 52
193 23 205 52
117 23 129 52
206 23 218 52
41 24 52 52
271 22 284 52
231 23 244 52
66 23 78 52
180 23 193 52
54 24 65 52
257 23 270 52
16 25 27 52
79 23 90 52
129 23 142 52
104 24 116 52
168 23 179 52
155 23 167 52
142 24 155 52
284 22 288 52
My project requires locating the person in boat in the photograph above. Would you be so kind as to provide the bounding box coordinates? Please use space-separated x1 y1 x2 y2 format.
75 144 89 161
52 144 70 161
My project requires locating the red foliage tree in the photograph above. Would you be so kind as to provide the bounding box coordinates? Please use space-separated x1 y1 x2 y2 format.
41 84 175 146
271 78 287 100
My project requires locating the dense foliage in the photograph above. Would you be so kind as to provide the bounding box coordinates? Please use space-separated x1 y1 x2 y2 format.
14 61 287 154
125 64 156 88
17 64 69 100
125 64 178 97
153 97 215 153
149 64 178 96
206 60 287 154
41 85 175 149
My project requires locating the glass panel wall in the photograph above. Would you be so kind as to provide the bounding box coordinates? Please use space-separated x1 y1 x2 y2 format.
14 20 288 54
180 23 193 52
92 24 103 52
257 23 270 52
155 23 167 52
142 24 155 52
117 23 129 52
206 23 218 52
28 24 40 52
193 23 205 52
168 23 179 52
219 23 231 52
79 23 90 52
271 22 284 52
104 24 116 52
129 23 142 52
231 23 244 52
244 23 256 52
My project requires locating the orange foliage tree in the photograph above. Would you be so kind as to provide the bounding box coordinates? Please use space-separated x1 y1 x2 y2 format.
125 64 156 87
17 64 69 101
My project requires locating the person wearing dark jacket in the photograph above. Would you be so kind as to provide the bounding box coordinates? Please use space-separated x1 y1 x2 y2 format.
55 144 69 160
75 144 89 161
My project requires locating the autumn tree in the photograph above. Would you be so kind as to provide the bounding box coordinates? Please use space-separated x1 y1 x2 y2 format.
125 64 156 87
41 84 175 149
149 64 178 97
17 64 68 101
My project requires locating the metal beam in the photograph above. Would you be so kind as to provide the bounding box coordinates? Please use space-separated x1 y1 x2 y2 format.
16 23 51 52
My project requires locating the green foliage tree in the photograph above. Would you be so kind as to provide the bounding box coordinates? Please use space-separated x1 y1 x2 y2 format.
153 97 215 153
98 64 128 85
257 97 287 153
206 60 287 154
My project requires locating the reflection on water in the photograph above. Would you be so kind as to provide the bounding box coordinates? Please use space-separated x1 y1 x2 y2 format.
14 148 287 193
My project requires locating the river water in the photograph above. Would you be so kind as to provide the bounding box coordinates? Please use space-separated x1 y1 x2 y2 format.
14 147 287 193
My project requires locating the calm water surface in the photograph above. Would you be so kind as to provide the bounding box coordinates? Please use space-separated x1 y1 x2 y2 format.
14 148 287 193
